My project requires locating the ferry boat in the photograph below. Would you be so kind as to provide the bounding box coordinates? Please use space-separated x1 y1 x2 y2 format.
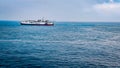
20 19 54 26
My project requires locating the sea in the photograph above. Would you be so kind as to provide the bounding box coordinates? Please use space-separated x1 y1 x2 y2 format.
0 21 120 68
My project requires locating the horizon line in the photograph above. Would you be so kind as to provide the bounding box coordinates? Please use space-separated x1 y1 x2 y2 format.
0 19 120 23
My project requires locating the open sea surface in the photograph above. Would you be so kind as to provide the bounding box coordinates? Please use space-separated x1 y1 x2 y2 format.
0 21 120 68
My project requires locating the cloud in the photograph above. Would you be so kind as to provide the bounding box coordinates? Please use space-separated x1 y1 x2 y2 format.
87 0 120 21
93 1 120 14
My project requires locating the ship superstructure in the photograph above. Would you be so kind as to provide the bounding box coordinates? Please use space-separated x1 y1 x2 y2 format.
20 19 54 26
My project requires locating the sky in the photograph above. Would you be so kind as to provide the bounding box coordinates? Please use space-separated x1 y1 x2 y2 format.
0 0 120 22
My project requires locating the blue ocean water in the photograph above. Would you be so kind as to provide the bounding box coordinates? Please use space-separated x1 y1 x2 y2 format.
0 21 120 68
